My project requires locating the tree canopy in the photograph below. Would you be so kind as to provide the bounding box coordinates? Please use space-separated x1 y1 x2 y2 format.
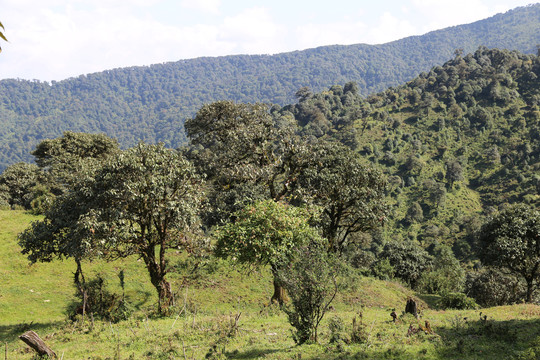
19 142 205 312
295 141 388 253
214 200 322 304
479 204 540 303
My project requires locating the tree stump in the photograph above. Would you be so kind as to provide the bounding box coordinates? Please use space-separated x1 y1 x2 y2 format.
19 331 56 358
405 298 418 318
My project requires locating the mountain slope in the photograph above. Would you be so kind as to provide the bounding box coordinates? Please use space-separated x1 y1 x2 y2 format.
0 4 539 170
280 46 540 257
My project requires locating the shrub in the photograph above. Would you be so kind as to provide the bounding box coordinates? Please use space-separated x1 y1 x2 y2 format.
465 268 527 307
371 258 395 280
379 241 432 288
417 245 465 294
328 316 346 344
72 273 133 323
438 292 478 310
277 244 340 344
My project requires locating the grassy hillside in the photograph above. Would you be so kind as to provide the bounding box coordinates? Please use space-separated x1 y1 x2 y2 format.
0 4 539 171
279 46 540 257
2 212 540 359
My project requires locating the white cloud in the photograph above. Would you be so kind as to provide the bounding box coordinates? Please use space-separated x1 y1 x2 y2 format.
366 12 417 44
220 7 286 54
0 0 535 81
295 21 367 48
409 0 529 33
180 0 221 14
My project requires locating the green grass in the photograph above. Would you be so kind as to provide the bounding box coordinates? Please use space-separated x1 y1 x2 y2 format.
2 210 540 359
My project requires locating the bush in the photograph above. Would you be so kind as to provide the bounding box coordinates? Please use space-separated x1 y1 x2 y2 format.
438 292 478 310
72 273 133 323
379 241 432 288
417 245 465 294
371 258 395 280
465 268 526 307
277 244 340 344
328 316 346 344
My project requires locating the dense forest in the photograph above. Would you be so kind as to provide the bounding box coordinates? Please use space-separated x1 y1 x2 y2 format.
0 4 539 171
4 46 539 293
276 46 540 263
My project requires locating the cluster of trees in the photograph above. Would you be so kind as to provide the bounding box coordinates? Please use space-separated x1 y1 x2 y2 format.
9 100 540 345
0 4 539 171
278 47 540 257
13 101 387 343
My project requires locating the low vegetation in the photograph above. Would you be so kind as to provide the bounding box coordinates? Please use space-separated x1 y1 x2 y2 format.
2 210 540 359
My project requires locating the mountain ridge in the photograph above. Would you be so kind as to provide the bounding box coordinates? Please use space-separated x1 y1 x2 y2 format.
0 4 539 170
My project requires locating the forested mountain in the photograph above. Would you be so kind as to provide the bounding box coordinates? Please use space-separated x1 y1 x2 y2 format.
0 4 539 170
279 46 540 258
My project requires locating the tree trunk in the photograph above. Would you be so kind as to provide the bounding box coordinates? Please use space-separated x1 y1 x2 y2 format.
405 298 418 318
270 266 288 305
143 246 174 313
526 278 534 303
19 331 56 358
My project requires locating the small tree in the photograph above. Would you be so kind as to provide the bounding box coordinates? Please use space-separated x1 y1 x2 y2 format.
214 200 321 305
277 244 340 344
379 241 432 288
445 160 464 189
479 204 540 303
32 131 119 194
0 162 42 209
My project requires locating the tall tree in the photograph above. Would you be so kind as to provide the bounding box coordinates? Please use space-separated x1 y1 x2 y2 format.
295 141 388 253
186 101 311 304
32 131 119 194
479 204 540 303
20 143 204 312
185 100 307 224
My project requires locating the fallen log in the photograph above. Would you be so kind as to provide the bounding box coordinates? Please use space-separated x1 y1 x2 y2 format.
19 331 56 358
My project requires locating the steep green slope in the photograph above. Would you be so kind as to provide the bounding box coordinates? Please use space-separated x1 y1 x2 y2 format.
0 4 539 171
280 46 540 256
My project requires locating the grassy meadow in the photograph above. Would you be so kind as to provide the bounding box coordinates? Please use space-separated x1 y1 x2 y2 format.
1 210 540 359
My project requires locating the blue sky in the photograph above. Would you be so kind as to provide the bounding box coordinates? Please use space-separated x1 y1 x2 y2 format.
0 0 536 81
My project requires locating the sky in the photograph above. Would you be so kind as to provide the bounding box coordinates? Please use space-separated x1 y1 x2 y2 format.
0 0 537 82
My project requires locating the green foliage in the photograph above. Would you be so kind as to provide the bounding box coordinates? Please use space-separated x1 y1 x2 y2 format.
417 245 465 295
379 241 433 288
32 131 119 194
295 140 389 252
20 142 205 312
214 200 319 269
328 315 346 344
73 274 134 323
479 204 540 302
277 244 340 344
0 162 42 209
185 101 303 226
466 268 527 307
1 5 539 171
438 292 478 310
371 258 395 281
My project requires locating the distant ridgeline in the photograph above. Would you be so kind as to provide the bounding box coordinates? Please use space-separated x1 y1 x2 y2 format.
0 4 539 170
279 46 539 252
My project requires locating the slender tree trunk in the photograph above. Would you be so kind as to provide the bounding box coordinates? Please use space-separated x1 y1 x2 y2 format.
526 277 534 303
270 265 288 305
143 246 174 313
74 258 88 319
